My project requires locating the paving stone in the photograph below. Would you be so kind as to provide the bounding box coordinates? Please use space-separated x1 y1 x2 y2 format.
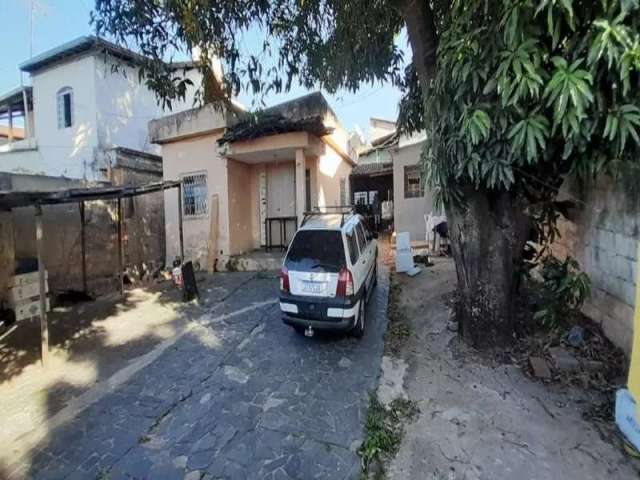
24 267 389 480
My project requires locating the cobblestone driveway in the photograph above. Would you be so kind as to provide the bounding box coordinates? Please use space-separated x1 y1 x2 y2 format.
18 264 388 480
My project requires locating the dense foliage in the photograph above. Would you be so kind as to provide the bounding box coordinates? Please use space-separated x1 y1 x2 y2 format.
92 0 406 108
535 255 591 328
400 0 640 243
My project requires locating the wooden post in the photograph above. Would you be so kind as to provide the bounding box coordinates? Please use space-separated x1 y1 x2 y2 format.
207 194 219 273
35 205 49 366
79 202 87 293
295 148 306 228
117 197 123 297
177 183 185 262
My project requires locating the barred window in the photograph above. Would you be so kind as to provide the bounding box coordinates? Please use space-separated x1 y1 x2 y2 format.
182 173 208 216
404 165 423 199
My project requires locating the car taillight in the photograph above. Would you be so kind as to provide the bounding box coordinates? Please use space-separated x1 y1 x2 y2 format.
336 267 354 297
280 267 290 293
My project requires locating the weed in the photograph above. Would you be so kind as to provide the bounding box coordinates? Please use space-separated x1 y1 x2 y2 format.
96 468 110 480
534 255 590 328
358 395 420 478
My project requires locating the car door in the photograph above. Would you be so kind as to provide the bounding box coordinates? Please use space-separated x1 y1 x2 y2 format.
354 221 373 298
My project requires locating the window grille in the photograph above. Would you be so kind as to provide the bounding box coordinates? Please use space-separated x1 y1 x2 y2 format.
404 165 423 198
182 173 208 216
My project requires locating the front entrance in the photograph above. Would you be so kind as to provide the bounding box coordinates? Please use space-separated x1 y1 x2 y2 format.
265 162 297 248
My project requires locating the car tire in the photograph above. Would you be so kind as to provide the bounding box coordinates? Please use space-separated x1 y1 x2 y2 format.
292 325 306 335
373 263 378 288
352 296 366 338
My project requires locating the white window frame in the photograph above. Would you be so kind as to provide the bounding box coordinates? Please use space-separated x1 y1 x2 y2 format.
181 171 208 218
57 87 74 129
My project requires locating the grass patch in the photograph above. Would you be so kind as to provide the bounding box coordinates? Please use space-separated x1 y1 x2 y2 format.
359 395 420 478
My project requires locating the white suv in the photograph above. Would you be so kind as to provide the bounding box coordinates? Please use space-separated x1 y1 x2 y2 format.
279 211 378 338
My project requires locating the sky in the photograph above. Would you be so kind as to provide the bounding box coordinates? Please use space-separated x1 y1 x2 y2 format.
0 0 407 141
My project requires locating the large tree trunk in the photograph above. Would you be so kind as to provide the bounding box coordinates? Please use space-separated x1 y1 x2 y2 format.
445 185 530 347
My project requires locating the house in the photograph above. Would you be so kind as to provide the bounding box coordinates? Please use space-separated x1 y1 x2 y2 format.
350 119 435 241
0 36 204 299
0 35 202 182
148 92 356 271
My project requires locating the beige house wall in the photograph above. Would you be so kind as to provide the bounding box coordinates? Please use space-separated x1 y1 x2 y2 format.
227 159 255 256
392 142 434 241
162 134 231 269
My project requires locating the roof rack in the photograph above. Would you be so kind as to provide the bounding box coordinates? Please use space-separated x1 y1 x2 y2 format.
301 205 356 228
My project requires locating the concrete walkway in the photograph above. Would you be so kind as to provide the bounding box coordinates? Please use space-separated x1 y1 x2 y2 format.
4 265 389 479
385 259 639 480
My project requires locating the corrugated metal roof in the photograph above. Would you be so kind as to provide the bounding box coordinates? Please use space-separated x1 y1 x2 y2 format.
0 180 180 209
350 162 393 176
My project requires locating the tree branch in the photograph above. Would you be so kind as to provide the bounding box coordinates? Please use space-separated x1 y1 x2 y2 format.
394 0 438 87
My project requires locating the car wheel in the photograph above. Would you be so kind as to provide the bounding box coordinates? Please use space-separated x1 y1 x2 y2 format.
373 263 378 288
293 325 306 335
352 296 366 338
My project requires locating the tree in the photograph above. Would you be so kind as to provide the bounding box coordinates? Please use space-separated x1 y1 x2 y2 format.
92 0 640 348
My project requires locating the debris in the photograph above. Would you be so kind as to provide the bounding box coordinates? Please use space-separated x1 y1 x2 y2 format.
549 346 580 373
406 266 422 277
582 359 605 373
529 356 552 379
413 254 433 266
567 325 586 347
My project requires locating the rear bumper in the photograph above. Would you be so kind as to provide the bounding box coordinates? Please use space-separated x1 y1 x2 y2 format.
279 294 358 331
282 314 356 331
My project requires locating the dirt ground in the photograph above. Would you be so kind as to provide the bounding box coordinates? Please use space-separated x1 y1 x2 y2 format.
379 258 640 479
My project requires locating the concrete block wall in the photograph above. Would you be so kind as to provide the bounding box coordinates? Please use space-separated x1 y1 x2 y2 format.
553 175 638 355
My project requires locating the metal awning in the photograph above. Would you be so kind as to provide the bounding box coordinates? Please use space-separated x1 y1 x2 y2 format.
0 180 180 209
2 179 185 367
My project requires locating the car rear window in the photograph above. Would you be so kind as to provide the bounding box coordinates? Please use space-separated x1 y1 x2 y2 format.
286 230 346 272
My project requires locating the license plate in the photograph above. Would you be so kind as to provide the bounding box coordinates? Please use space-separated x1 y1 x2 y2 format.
301 281 323 294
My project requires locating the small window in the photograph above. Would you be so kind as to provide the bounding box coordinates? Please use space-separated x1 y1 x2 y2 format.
404 165 423 198
356 223 367 251
182 172 208 216
57 87 73 129
347 233 359 265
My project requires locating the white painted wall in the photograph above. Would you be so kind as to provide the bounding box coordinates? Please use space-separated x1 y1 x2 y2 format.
0 51 201 181
94 54 201 158
28 55 99 179
392 141 434 241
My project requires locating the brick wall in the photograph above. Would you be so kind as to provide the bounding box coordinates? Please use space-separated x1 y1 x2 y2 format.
553 175 638 355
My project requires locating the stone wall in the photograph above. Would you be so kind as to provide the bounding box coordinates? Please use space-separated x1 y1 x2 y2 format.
553 175 638 355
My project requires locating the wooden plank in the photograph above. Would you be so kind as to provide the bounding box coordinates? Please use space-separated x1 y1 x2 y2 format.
207 194 219 273
117 197 123 297
9 270 48 287
178 183 185 261
9 281 48 303
80 201 87 292
14 298 51 322
35 205 49 366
